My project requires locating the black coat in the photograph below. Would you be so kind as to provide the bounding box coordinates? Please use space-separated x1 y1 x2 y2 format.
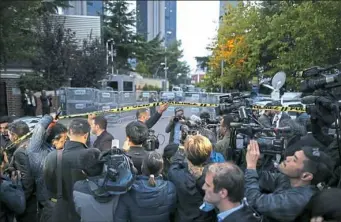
114 175 176 222
126 146 148 175
145 112 162 129
0 176 26 222
44 141 88 222
93 131 114 152
168 153 216 222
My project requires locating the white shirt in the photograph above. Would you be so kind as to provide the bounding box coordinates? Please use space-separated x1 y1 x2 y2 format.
273 112 282 128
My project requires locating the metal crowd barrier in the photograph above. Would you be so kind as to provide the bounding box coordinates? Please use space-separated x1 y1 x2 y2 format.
58 87 219 119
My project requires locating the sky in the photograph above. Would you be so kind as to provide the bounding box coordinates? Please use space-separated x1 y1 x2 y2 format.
128 1 220 72
176 1 220 71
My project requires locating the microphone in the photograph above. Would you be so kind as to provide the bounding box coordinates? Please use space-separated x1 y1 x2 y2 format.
230 122 244 128
301 96 318 104
190 115 201 124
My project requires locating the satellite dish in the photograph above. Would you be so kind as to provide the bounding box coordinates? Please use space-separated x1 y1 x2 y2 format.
271 71 286 89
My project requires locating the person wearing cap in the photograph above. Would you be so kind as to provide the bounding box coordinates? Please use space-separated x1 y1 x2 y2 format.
165 107 186 145
244 140 334 222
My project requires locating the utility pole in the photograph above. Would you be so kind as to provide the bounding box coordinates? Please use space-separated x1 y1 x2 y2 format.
220 60 224 93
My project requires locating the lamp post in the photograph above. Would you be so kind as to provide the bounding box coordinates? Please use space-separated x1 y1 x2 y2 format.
106 38 114 75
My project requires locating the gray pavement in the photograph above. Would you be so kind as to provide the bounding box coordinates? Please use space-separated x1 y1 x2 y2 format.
58 103 217 154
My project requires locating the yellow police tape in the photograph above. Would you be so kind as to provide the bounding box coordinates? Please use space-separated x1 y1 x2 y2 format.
5 101 307 150
59 101 306 119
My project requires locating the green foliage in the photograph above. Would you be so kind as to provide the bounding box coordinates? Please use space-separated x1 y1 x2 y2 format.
142 84 161 92
205 1 341 91
103 0 137 72
19 73 48 92
30 15 79 90
195 56 209 71
0 1 40 69
72 35 107 87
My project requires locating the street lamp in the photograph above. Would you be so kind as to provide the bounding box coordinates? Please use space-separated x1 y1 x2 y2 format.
106 38 114 75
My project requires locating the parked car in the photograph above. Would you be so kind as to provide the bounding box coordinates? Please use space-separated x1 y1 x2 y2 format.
160 92 175 102
14 116 41 131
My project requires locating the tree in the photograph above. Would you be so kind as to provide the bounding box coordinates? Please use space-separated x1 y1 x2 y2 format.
163 41 190 85
134 34 165 77
30 15 79 90
195 56 210 71
0 1 40 70
72 35 107 87
205 1 341 91
103 0 138 73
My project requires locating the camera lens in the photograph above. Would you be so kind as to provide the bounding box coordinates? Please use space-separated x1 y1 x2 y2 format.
174 117 179 122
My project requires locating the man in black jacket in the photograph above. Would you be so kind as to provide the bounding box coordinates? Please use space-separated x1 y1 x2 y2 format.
44 118 90 222
136 103 169 129
8 121 36 222
88 115 114 152
202 162 259 222
125 121 148 174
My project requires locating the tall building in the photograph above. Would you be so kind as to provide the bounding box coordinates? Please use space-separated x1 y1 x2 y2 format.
62 0 103 16
87 1 103 16
219 1 238 23
165 1 177 46
136 0 176 46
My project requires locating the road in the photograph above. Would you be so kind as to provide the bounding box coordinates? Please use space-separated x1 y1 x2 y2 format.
58 103 217 154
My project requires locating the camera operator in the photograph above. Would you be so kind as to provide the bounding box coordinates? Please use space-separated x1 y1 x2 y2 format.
136 103 169 129
257 103 273 128
215 115 234 160
245 140 334 222
125 121 149 174
166 108 186 145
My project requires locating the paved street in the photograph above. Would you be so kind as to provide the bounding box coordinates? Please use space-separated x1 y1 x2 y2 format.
58 104 216 154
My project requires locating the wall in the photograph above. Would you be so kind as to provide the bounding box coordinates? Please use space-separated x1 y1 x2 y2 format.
1 74 59 117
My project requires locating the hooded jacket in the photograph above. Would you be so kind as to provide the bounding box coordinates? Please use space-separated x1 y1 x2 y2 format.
73 180 118 222
114 175 176 222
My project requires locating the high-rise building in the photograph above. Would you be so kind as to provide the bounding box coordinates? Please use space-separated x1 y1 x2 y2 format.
136 0 176 46
165 1 177 46
62 0 103 16
219 1 238 23
87 1 103 16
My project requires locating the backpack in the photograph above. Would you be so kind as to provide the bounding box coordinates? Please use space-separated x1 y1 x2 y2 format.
87 148 136 197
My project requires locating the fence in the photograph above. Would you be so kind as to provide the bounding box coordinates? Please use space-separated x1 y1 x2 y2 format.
57 87 221 119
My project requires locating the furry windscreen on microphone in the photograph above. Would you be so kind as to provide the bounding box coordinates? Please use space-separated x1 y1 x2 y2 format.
279 118 307 136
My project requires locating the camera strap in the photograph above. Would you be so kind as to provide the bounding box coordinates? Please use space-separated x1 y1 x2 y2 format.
56 149 63 199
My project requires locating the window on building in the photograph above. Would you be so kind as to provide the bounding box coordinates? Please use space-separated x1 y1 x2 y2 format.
123 81 133 91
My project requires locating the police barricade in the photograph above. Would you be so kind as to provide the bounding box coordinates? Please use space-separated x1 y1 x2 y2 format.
118 91 136 106
94 89 119 112
135 91 159 103
159 91 176 102
60 87 96 115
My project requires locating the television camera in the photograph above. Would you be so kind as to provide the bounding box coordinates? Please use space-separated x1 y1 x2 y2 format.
143 129 161 151
299 63 341 174
216 92 253 116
